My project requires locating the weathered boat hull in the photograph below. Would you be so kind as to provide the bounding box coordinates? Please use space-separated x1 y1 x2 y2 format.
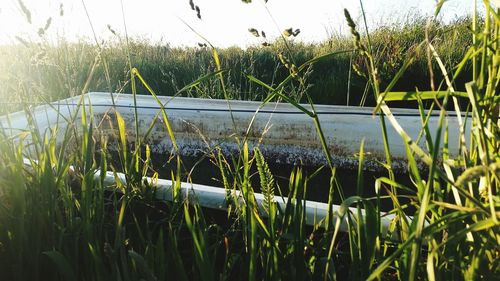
0 92 469 171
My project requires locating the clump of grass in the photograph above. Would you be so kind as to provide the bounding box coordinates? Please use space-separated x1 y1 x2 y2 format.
337 2 499 280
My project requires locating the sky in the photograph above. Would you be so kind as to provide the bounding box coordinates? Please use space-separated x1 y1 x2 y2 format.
0 0 476 48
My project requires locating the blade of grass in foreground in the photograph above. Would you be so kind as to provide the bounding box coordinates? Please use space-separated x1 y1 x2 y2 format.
382 90 467 101
184 202 214 281
43 250 77 281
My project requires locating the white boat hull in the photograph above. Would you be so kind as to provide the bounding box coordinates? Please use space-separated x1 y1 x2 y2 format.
0 92 469 171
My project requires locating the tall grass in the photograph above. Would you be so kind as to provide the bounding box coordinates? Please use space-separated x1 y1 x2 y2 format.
0 0 498 280
0 14 473 114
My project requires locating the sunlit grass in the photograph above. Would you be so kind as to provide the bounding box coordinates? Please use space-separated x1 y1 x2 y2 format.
0 13 473 114
0 0 498 280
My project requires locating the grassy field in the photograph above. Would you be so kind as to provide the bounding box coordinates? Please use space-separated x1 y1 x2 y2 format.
0 15 472 113
0 1 499 280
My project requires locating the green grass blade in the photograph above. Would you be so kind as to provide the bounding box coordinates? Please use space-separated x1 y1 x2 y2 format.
43 251 77 281
382 90 467 101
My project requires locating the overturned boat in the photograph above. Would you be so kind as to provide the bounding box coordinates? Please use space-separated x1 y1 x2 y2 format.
0 92 469 232
0 92 469 171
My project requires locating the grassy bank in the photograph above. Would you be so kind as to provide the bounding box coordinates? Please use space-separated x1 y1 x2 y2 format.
0 15 472 114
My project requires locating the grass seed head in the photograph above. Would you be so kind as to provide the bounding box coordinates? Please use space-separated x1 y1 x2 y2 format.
283 28 294 37
17 0 31 24
344 9 366 52
455 165 489 188
195 6 201 19
248 28 260 37
15 36 30 47
43 17 52 32
107 24 117 36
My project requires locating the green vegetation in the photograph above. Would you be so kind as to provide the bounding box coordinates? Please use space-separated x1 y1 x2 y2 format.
0 1 499 281
0 14 472 114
